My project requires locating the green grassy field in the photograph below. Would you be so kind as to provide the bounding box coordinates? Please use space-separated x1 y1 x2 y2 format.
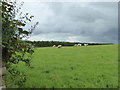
6 44 118 88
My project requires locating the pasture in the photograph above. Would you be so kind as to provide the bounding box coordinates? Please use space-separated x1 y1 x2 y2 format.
6 44 118 88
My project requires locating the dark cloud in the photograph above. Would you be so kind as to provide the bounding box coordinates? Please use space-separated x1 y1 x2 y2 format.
22 2 118 43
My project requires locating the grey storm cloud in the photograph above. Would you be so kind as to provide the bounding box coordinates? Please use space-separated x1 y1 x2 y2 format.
21 2 118 43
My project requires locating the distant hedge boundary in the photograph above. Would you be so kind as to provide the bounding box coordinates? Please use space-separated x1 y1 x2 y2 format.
26 41 113 47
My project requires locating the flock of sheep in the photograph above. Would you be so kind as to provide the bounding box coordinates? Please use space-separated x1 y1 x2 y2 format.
52 43 88 48
74 43 88 46
52 45 62 48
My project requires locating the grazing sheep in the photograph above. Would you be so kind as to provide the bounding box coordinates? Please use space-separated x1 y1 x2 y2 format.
84 44 88 46
74 44 77 46
77 44 82 46
52 45 56 47
57 45 62 48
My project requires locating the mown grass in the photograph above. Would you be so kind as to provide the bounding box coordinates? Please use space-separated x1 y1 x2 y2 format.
6 44 118 88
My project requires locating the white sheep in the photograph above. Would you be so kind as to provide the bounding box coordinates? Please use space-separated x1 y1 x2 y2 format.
74 44 77 46
77 44 82 46
84 44 88 46
52 45 56 47
57 45 62 48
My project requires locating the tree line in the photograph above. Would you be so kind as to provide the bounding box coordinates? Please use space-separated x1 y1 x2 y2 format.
26 40 113 47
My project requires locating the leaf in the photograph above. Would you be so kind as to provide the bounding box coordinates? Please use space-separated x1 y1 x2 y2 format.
30 16 34 19
26 13 28 15
12 20 26 26
18 28 23 32
17 21 26 26
22 31 29 35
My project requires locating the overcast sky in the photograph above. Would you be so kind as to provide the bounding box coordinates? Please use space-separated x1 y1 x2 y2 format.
20 2 118 43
